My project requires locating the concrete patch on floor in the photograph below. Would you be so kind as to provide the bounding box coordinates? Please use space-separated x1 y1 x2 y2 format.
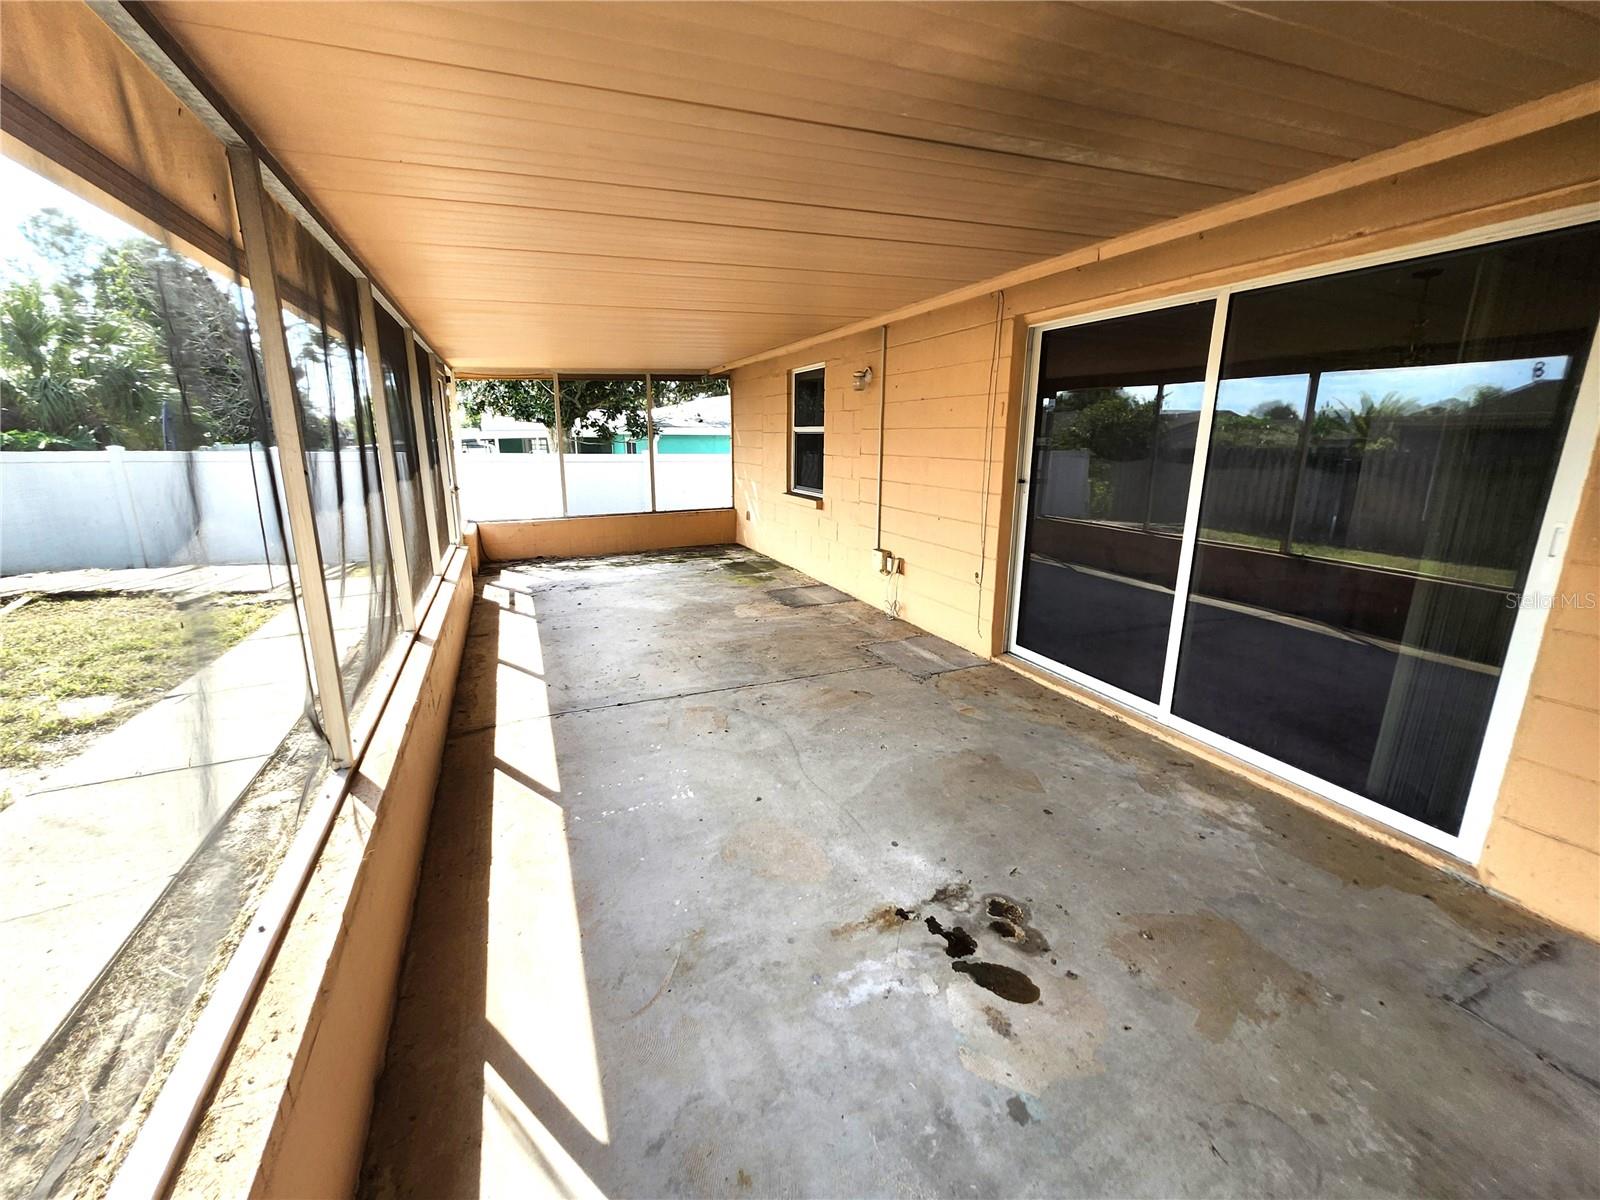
718 557 773 579
947 964 1108 1094
1107 912 1322 1042
813 683 877 710
768 583 853 607
719 817 831 881
867 633 987 679
680 704 730 736
933 661 1089 727
935 749 1045 799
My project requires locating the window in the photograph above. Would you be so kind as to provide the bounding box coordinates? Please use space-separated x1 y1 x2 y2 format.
0 148 329 1194
791 365 825 497
413 338 450 556
376 304 431 604
265 194 402 712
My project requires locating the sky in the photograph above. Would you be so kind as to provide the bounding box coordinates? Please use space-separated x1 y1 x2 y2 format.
1215 358 1568 415
0 155 155 285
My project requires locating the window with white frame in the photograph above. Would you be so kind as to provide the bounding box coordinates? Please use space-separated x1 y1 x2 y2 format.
791 365 825 497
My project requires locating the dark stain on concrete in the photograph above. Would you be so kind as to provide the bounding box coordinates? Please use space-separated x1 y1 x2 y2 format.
769 584 852 607
1107 913 1319 1041
982 895 1051 955
927 881 972 908
926 916 978 958
953 961 1041 1004
1006 1096 1033 1126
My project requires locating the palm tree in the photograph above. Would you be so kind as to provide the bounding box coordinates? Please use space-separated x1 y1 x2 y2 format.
1315 391 1418 452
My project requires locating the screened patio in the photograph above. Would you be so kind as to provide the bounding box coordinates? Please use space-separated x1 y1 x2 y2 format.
2 4 1598 1199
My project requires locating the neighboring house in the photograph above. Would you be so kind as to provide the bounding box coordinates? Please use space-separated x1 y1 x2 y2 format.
456 413 553 454
650 393 730 455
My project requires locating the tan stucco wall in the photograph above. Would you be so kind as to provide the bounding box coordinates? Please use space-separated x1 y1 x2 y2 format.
731 115 1600 934
476 507 736 562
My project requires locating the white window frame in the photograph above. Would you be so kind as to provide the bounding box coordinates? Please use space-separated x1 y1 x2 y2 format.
1005 201 1600 865
789 362 826 498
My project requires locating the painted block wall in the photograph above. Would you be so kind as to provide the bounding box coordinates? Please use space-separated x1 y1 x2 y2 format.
732 310 1011 658
731 115 1600 935
1480 439 1600 938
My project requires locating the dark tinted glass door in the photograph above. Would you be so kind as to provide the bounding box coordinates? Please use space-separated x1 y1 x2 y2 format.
1015 301 1215 701
1173 224 1600 834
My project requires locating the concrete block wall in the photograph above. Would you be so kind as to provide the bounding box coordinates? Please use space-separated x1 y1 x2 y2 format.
1481 439 1600 938
730 114 1600 936
733 309 1015 659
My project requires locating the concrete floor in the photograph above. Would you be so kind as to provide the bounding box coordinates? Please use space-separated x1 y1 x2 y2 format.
361 547 1600 1199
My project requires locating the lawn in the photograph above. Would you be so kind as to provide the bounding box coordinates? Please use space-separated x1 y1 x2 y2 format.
1199 528 1517 589
0 593 285 771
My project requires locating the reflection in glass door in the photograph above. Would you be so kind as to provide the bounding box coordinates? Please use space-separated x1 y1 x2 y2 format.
1011 221 1600 845
1173 224 1600 836
1014 301 1215 702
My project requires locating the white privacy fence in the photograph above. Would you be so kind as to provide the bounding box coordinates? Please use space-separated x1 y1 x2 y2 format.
1 447 736 576
456 452 733 522
1 447 376 574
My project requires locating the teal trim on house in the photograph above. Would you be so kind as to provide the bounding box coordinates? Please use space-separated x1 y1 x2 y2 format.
657 433 730 454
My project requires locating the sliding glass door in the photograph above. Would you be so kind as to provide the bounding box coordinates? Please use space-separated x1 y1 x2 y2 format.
1012 220 1600 844
1014 301 1215 702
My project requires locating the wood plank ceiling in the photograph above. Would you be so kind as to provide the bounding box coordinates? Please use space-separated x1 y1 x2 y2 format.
148 1 1600 373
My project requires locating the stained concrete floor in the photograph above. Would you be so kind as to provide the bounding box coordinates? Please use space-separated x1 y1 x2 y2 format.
361 547 1600 1199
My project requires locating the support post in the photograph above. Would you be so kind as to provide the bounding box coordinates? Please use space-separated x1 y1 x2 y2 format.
554 373 570 517
441 372 462 539
226 146 353 764
645 373 658 512
356 278 418 631
404 332 443 572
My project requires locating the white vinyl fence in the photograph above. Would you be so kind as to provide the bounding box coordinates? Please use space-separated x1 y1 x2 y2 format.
457 452 732 522
0 447 376 574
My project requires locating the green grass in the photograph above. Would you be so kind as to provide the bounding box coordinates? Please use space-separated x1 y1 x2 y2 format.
0 593 284 770
1199 528 1517 589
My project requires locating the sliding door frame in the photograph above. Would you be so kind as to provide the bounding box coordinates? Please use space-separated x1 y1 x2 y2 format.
1005 201 1600 863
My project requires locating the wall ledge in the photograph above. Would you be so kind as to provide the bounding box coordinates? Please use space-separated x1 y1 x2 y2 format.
475 507 736 562
168 546 476 1199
